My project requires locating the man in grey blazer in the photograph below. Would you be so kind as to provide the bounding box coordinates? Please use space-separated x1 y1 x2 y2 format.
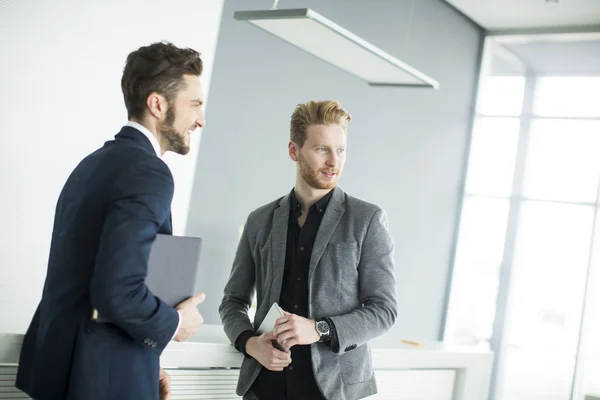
219 100 398 400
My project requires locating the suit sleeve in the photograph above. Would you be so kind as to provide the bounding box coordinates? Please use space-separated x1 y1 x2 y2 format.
219 218 257 345
90 156 179 355
328 208 398 355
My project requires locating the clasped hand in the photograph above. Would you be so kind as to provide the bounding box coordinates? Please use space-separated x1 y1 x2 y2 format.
246 310 320 371
273 310 319 350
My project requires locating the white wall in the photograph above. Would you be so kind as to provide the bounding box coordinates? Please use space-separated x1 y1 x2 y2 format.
0 0 224 333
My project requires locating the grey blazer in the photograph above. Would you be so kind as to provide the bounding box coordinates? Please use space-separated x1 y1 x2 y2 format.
219 186 398 400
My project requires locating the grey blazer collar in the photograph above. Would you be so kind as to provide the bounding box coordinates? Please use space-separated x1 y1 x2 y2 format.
268 186 346 305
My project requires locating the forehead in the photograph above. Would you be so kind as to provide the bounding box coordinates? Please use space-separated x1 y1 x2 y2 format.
305 124 346 145
178 74 204 100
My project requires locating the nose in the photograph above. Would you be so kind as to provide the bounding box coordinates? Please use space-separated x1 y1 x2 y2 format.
195 108 206 129
326 152 338 168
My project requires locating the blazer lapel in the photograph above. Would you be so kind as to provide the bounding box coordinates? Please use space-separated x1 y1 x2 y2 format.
308 187 346 284
269 194 290 304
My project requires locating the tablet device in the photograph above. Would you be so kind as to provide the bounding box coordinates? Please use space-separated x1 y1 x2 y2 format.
145 234 202 307
257 302 287 352
94 234 201 322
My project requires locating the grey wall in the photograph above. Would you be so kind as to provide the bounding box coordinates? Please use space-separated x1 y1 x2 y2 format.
187 0 483 340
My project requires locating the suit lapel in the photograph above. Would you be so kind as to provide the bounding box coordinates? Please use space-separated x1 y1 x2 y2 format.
308 187 346 284
269 194 290 304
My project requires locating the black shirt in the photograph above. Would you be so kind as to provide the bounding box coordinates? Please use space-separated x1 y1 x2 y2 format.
236 189 338 400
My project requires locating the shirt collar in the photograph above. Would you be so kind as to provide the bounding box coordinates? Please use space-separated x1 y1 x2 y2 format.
290 188 334 215
126 121 162 158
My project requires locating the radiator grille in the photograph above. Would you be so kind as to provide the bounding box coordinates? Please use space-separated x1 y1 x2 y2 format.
0 366 241 400
1 366 456 399
0 366 29 399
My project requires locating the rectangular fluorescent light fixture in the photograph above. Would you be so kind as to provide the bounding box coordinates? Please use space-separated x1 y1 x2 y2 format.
234 8 439 88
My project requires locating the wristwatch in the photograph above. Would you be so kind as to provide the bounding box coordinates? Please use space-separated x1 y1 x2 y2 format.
315 319 330 343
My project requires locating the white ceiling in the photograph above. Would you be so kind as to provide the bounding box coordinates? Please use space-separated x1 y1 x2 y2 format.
504 38 600 75
444 0 600 31
490 36 600 76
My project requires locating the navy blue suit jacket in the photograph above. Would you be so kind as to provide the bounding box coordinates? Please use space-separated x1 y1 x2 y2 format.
16 126 180 400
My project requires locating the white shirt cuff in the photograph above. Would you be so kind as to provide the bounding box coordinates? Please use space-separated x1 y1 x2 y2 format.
171 311 182 341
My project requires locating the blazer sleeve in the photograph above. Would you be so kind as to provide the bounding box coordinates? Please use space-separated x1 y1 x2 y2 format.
328 208 398 355
90 156 179 355
219 218 257 345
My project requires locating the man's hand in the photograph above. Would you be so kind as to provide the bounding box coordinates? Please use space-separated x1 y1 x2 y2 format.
174 292 206 342
246 332 292 371
159 368 171 400
274 311 319 350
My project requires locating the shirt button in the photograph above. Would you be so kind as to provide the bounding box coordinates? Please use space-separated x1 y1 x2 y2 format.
319 209 323 213
289 366 294 371
294 304 299 309
300 247 304 251
297 276 301 281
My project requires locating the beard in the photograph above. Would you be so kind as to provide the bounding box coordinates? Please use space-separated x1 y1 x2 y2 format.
298 151 340 190
159 107 190 155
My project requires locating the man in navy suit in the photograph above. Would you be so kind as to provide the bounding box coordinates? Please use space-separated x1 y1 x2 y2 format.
16 42 207 400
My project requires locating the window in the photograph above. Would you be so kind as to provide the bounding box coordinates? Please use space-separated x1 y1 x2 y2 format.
533 77 600 118
445 35 600 400
465 117 520 197
523 119 600 203
499 202 593 400
445 196 510 349
477 76 526 117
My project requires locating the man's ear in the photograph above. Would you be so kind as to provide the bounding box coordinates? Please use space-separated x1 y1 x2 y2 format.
288 141 299 162
146 92 168 120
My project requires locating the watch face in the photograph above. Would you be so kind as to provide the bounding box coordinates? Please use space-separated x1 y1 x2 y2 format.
317 321 329 334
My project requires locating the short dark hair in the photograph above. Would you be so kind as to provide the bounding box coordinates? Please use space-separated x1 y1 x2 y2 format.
121 42 203 120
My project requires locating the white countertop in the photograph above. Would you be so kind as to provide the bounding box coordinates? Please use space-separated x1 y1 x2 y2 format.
0 324 491 368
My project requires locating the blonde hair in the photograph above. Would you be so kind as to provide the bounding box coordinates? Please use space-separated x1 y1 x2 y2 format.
290 100 351 147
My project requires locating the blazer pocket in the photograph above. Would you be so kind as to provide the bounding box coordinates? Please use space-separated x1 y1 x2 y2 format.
329 241 359 249
327 240 360 276
327 241 360 266
338 344 373 385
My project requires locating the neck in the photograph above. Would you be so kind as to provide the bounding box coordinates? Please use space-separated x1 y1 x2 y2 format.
294 174 333 211
130 117 168 156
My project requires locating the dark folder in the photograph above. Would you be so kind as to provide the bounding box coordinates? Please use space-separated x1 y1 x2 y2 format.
94 234 202 321
145 234 202 307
